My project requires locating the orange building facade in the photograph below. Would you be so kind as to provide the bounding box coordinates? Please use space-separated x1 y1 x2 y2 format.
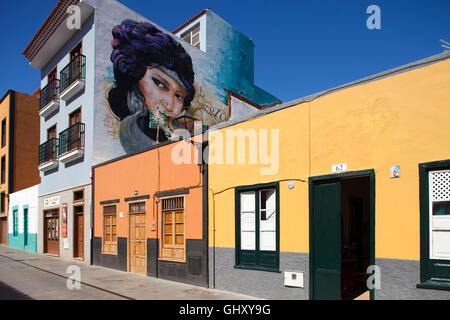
92 135 208 286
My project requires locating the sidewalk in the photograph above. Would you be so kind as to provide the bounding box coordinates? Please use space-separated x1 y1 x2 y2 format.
0 245 260 300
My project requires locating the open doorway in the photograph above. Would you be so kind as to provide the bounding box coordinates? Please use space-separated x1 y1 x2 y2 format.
310 170 374 300
341 177 371 300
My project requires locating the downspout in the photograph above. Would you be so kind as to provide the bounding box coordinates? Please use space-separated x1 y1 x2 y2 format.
212 190 216 289
156 148 161 277
202 138 209 288
90 167 95 265
154 194 159 279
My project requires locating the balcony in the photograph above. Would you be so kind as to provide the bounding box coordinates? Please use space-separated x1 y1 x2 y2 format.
39 79 60 118
58 123 85 163
59 54 86 101
38 138 59 172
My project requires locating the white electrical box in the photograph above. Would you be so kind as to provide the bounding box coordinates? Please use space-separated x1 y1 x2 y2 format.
284 272 304 288
63 238 70 250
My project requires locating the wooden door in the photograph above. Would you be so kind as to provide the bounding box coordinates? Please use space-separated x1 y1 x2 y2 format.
44 211 60 255
312 181 341 300
70 43 82 80
69 109 81 127
46 126 58 161
47 67 58 101
48 67 57 82
68 109 82 151
47 125 57 140
129 213 147 274
0 217 7 245
74 214 84 259
70 42 82 61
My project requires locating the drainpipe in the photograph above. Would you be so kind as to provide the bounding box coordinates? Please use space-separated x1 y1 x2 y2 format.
90 168 94 265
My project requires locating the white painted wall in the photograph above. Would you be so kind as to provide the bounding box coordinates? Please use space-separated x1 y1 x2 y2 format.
8 185 39 234
229 96 260 121
39 14 96 197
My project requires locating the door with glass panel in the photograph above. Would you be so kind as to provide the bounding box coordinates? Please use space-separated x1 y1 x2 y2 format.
236 183 279 271
44 210 60 255
70 42 82 80
429 169 450 260
24 207 28 247
68 108 82 152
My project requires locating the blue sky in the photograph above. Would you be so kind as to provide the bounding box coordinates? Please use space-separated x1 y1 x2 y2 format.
1 0 449 102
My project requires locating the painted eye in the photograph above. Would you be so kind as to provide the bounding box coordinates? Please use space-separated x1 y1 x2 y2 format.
175 93 185 101
152 77 168 90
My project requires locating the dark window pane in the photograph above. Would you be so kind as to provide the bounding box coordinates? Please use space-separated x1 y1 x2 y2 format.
433 201 450 216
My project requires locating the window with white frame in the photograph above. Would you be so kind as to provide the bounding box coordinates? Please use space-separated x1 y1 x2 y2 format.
236 183 279 271
181 24 200 49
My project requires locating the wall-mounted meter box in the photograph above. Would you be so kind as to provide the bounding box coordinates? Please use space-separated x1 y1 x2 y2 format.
284 272 304 288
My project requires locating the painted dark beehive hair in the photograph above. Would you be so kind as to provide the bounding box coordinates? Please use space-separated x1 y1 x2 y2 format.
108 19 195 119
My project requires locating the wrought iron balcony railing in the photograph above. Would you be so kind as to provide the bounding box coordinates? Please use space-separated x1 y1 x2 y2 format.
39 138 59 166
39 79 60 110
60 54 86 94
59 123 85 156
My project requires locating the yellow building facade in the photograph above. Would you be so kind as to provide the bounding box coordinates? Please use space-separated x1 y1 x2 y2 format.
207 52 450 300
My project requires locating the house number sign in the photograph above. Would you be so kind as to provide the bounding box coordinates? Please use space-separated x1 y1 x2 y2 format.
332 163 348 173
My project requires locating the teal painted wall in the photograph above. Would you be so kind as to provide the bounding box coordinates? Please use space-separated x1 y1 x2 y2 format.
8 233 37 253
204 10 280 106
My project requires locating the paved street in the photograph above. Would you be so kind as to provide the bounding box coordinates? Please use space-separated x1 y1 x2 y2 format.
0 245 259 300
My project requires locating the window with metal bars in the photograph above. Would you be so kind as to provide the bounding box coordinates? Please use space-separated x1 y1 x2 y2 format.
160 196 185 262
129 201 146 213
103 205 117 254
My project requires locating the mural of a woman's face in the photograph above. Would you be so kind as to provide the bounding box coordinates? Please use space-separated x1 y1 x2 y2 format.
139 67 187 125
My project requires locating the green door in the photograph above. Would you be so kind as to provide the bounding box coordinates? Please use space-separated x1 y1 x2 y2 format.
24 208 28 247
312 181 341 300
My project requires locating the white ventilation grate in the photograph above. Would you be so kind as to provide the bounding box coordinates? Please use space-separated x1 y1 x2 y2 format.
430 170 450 201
